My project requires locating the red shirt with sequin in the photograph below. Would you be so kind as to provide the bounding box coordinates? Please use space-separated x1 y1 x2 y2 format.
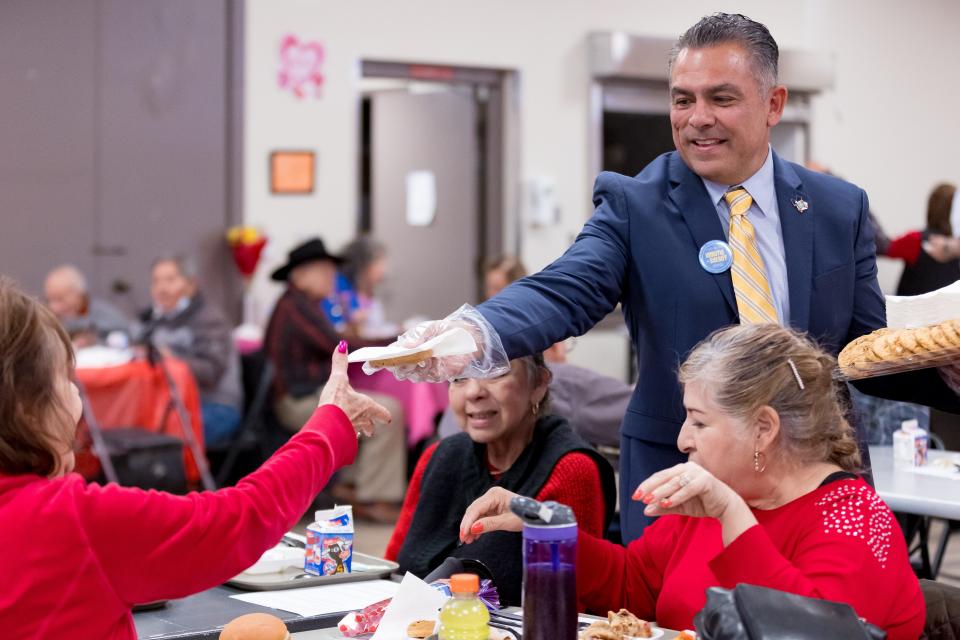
576 477 923 639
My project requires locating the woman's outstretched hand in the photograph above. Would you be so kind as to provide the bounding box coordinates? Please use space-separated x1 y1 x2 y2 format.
319 341 392 436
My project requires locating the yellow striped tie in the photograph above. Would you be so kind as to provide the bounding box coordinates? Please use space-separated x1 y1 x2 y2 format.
724 187 778 324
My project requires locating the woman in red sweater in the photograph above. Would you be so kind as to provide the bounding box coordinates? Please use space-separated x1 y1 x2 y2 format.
461 324 924 639
0 278 391 639
385 353 615 605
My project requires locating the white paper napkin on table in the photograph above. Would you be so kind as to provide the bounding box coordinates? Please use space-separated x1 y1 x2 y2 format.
370 572 446 640
886 280 960 329
347 327 477 365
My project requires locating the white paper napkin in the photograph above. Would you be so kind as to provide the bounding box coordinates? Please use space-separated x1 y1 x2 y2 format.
370 572 446 640
886 280 960 329
347 327 477 365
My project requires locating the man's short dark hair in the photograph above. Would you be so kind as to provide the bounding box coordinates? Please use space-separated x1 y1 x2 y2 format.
669 13 779 92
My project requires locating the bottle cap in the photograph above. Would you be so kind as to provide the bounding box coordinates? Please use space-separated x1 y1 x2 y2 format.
449 573 479 593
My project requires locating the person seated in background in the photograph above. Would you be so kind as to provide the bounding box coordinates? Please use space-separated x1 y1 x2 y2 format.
44 264 131 347
142 254 243 447
482 255 527 301
266 237 406 523
439 256 633 448
0 277 391 638
460 324 923 638
385 353 616 606
323 237 394 338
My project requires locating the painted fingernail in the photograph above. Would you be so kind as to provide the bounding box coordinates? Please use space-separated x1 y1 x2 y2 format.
642 494 655 505
338 340 348 353
660 499 672 508
632 488 645 501
470 522 484 534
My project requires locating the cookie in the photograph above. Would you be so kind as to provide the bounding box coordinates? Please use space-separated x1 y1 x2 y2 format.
896 329 922 355
870 331 904 362
930 325 954 350
406 619 435 639
369 349 434 369
914 326 939 352
839 334 876 368
939 319 960 346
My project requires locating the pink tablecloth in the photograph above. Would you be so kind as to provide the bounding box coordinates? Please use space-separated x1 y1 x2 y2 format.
349 365 449 446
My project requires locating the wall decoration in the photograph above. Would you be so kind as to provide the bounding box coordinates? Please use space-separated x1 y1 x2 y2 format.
270 151 315 194
277 34 325 99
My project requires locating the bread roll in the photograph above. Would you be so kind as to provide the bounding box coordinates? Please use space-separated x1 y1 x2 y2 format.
219 613 290 640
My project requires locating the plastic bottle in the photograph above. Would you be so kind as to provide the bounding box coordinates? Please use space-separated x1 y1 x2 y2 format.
437 573 490 640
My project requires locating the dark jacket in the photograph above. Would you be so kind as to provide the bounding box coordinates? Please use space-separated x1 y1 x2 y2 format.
142 293 242 410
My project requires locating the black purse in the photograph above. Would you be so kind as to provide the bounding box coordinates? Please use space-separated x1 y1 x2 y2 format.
695 584 887 640
100 427 188 493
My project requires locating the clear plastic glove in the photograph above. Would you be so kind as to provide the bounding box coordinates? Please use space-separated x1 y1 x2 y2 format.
363 304 510 383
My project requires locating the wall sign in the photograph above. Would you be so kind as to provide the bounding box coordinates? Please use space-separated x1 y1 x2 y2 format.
277 34 325 99
270 151 315 194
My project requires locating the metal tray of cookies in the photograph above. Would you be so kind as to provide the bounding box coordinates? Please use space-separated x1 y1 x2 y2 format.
837 319 960 380
226 552 398 591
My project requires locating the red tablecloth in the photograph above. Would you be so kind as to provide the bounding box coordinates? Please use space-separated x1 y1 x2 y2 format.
75 358 206 483
348 365 449 446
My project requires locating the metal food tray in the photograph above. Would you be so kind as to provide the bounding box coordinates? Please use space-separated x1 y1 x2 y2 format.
225 552 398 591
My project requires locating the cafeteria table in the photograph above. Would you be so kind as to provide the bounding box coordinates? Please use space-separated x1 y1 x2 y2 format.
133 586 682 639
869 446 960 520
869 445 960 578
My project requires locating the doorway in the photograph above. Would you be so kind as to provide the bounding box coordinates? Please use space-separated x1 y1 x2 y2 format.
357 61 515 323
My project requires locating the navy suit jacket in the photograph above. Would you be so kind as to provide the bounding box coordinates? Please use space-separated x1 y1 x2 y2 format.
479 151 958 447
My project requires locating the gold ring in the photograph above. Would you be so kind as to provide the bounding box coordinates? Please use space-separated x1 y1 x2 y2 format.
677 473 691 488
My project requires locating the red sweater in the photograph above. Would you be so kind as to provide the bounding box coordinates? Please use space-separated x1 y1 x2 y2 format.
0 406 357 640
577 478 923 639
385 442 605 561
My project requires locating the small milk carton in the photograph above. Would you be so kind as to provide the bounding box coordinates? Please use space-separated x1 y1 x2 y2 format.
305 505 354 576
893 419 929 468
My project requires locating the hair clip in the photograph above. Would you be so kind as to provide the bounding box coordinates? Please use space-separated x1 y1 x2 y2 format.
787 358 805 390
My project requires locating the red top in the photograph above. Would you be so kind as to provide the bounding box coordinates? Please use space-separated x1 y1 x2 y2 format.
885 230 923 266
385 441 605 560
576 478 923 639
0 406 358 640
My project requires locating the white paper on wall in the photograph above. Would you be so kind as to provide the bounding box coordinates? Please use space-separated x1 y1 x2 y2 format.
405 170 437 226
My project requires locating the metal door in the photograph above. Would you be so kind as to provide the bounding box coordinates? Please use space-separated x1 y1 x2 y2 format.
0 0 238 318
0 0 98 292
370 89 480 321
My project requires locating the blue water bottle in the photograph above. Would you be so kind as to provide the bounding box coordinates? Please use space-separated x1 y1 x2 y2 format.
511 497 578 640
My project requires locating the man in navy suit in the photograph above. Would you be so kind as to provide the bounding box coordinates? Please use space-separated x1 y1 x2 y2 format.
388 13 960 542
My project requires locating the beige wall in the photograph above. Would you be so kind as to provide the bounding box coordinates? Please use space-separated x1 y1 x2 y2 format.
244 0 960 320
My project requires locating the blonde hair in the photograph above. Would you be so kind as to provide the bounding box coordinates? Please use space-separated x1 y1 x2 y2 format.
678 324 860 472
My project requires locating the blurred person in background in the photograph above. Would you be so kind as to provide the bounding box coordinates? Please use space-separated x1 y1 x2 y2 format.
0 275 390 638
44 264 131 347
386 352 615 605
323 237 394 338
266 237 406 522
886 183 960 295
142 255 243 447
483 255 527 301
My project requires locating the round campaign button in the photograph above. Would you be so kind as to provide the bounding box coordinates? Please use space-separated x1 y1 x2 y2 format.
699 240 733 274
